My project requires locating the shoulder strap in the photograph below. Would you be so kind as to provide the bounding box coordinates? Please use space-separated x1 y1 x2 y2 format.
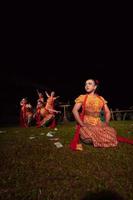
80 94 88 120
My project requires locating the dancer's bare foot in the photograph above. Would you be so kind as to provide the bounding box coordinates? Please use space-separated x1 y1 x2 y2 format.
76 144 83 151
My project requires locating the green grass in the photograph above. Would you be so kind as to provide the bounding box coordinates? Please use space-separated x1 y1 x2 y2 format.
0 121 133 200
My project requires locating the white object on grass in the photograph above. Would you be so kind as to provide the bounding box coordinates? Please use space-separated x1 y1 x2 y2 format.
46 132 54 137
54 128 58 131
40 133 45 136
49 137 59 141
29 136 35 140
54 142 63 148
0 130 6 133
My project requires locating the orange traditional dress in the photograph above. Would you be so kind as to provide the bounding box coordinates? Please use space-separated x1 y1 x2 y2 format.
38 96 55 127
75 94 118 148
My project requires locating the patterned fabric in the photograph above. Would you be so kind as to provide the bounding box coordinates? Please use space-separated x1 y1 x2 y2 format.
39 97 55 126
45 96 54 111
80 124 118 147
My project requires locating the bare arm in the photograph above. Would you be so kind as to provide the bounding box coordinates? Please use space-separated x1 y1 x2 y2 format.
36 89 39 96
48 108 61 114
103 104 111 124
54 96 60 100
45 91 50 98
72 103 85 126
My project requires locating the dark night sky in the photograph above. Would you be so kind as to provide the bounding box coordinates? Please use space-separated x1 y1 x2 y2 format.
1 21 133 124
0 62 132 110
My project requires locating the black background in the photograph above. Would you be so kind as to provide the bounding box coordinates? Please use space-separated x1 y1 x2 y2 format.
0 14 133 124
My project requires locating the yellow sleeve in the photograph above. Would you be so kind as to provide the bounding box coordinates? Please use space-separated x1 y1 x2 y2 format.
99 96 108 105
75 95 85 103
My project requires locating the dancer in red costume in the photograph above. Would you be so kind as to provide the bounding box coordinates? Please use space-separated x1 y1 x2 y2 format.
34 91 60 127
20 98 33 127
70 79 133 151
33 90 45 126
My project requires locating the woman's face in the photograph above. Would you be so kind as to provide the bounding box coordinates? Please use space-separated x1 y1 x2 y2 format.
85 79 97 93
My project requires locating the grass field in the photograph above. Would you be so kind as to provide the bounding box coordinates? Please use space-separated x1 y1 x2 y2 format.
0 121 133 200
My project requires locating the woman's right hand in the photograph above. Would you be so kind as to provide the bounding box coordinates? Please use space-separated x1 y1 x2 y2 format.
80 122 86 127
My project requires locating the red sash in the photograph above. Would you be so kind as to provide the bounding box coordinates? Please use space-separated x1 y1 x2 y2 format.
20 105 27 127
49 118 56 128
117 135 133 144
70 94 88 150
